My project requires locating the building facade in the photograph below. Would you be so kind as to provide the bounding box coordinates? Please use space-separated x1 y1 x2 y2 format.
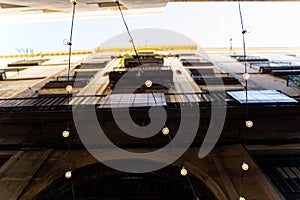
0 46 299 200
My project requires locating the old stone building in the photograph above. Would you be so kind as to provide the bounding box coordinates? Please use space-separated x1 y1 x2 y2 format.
0 46 299 200
0 1 300 200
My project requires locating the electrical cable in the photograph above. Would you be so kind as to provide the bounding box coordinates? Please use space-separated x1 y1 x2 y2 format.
67 1 77 82
65 1 77 199
237 3 250 199
68 142 75 200
115 1 175 160
238 0 248 96
238 0 250 119
239 171 246 198
114 1 171 141
186 175 198 200
115 0 143 72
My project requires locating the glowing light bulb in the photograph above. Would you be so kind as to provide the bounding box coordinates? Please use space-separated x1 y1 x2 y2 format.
65 171 72 179
162 127 169 135
243 73 250 80
145 80 152 88
245 120 253 128
239 196 246 200
66 85 73 93
242 162 249 171
181 166 188 176
62 130 70 138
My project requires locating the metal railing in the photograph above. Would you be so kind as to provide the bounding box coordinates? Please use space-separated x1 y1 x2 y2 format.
0 91 298 110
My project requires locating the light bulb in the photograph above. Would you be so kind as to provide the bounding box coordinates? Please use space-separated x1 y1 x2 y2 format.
245 120 253 128
243 73 250 80
242 26 252 34
62 130 70 138
66 85 73 93
63 39 71 46
65 171 72 179
239 196 246 200
242 162 249 171
162 127 169 135
245 26 252 33
181 166 188 176
145 80 152 88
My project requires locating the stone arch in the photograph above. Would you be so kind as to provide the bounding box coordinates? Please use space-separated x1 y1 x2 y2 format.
21 151 227 200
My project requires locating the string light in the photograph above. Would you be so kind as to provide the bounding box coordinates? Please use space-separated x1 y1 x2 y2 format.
145 80 152 88
238 3 250 199
62 130 70 138
245 120 253 128
242 162 249 171
239 161 249 200
65 171 72 179
64 2 77 200
181 166 188 176
66 85 73 93
162 126 169 135
179 165 199 200
238 0 253 132
243 73 250 80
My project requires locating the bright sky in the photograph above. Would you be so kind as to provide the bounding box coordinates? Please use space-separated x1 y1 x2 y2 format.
1 2 300 54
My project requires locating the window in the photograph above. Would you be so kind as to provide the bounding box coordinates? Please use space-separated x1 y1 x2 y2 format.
255 155 300 200
227 90 298 104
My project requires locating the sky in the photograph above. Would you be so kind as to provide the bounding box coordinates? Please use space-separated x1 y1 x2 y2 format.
1 2 300 54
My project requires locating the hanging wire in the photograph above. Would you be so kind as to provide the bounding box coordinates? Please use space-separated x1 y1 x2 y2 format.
150 88 158 105
239 170 246 199
238 0 246 70
68 142 76 200
67 0 77 82
238 0 248 104
115 1 173 146
114 1 171 141
238 0 251 124
237 3 250 198
65 0 77 131
65 1 77 199
65 0 77 140
115 0 143 72
186 173 198 200
167 133 176 150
